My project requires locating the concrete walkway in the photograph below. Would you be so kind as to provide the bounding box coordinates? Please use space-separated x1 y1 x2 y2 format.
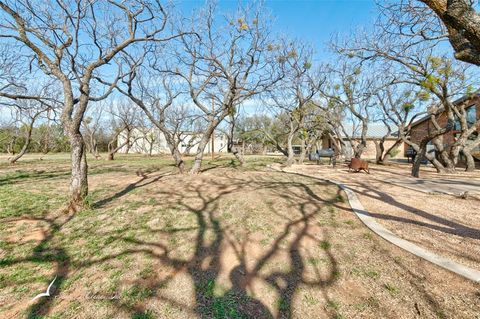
271 165 480 283
382 176 480 195
336 181 480 283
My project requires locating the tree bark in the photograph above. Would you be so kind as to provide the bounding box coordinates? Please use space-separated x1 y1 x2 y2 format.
411 148 424 178
432 137 456 173
190 135 210 174
463 149 476 172
376 139 403 165
374 140 383 164
172 148 185 174
285 131 296 166
69 132 88 206
420 0 480 66
298 139 306 164
231 145 245 166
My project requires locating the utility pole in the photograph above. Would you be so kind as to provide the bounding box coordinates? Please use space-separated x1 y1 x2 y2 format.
211 97 215 160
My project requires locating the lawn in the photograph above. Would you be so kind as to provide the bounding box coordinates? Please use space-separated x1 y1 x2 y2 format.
0 154 478 318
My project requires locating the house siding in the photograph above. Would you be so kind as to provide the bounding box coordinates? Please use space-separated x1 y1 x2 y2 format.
118 128 228 155
319 136 404 159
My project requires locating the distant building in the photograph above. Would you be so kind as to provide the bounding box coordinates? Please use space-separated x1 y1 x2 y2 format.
118 128 228 155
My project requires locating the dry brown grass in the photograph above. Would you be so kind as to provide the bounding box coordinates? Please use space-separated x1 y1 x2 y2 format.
0 154 479 318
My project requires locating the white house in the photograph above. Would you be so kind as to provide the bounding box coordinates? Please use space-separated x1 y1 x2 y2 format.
118 128 228 155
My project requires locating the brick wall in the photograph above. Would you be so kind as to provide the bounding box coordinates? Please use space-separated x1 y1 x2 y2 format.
406 96 480 155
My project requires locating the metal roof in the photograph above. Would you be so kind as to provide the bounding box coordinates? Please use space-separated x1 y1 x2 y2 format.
341 123 397 139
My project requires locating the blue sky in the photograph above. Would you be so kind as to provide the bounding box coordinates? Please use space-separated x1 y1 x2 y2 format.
177 0 378 61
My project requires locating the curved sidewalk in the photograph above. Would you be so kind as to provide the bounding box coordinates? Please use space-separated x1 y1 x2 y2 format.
272 166 480 283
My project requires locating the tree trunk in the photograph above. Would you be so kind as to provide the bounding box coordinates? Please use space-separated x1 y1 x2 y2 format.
190 134 212 174
231 145 245 166
107 133 135 161
432 137 456 172
227 136 233 153
298 139 306 164
93 144 100 159
354 140 365 159
69 132 88 207
7 137 16 155
411 145 426 178
9 125 34 164
374 140 383 164
285 131 296 167
89 137 101 159
412 142 448 177
463 149 476 172
377 139 403 165
172 148 185 174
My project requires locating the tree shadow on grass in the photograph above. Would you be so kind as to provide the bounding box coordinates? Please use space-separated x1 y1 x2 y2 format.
0 169 71 187
1 169 352 318
73 171 343 318
1 212 75 318
92 171 172 209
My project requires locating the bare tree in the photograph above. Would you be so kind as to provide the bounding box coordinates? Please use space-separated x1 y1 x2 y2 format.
336 18 479 175
106 102 139 161
4 100 50 163
136 120 158 157
319 60 377 159
375 84 426 164
0 0 182 208
266 40 324 166
168 3 283 173
82 106 104 160
114 53 199 172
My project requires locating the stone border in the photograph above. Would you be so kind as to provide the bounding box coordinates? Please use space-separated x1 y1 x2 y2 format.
270 166 480 283
335 181 480 283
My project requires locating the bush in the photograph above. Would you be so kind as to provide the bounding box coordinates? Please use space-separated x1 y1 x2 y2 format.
388 148 400 158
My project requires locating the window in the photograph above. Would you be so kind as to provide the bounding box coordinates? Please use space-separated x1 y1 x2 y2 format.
466 104 477 127
455 104 477 130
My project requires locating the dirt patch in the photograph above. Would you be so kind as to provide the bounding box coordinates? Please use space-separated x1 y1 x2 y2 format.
3 219 48 243
283 163 480 272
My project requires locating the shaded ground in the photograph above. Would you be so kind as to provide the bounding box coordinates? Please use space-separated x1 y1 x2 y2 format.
365 163 480 195
389 177 480 195
0 154 479 318
283 162 480 273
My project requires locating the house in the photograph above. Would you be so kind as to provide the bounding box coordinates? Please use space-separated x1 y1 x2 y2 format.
406 94 480 159
320 124 404 159
118 128 228 155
